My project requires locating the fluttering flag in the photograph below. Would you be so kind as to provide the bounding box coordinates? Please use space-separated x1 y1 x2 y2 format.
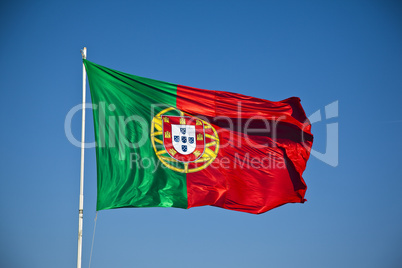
84 60 313 214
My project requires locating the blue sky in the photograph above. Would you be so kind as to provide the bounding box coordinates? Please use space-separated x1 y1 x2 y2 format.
1 1 402 267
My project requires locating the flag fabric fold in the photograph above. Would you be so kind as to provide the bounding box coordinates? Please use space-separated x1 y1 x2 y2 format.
84 59 313 214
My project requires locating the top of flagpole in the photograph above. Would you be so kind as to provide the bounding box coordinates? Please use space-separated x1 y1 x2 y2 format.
81 47 87 59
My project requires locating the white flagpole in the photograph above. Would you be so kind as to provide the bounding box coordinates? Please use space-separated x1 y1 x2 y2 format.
77 47 87 268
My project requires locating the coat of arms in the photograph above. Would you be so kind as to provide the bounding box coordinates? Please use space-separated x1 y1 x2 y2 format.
150 107 220 173
162 115 205 162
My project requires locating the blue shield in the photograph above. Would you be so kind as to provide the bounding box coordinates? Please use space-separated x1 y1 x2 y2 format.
181 136 187 143
180 128 186 135
174 136 179 142
182 145 187 152
189 137 194 144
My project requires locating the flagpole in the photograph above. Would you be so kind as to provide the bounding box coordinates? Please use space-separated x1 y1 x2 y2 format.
77 47 87 268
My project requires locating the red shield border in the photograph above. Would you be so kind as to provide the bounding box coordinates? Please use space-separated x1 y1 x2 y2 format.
162 115 205 162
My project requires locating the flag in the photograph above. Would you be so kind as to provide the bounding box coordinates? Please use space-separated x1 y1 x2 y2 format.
84 60 313 214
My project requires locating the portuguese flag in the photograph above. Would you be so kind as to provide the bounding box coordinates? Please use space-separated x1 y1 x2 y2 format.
84 60 313 214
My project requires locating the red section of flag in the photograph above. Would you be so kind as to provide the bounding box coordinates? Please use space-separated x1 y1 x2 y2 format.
176 85 313 214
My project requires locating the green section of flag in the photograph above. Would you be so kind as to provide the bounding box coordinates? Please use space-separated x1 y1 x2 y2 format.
84 60 187 210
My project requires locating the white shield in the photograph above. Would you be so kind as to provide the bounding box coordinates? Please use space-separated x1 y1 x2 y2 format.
171 124 196 155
